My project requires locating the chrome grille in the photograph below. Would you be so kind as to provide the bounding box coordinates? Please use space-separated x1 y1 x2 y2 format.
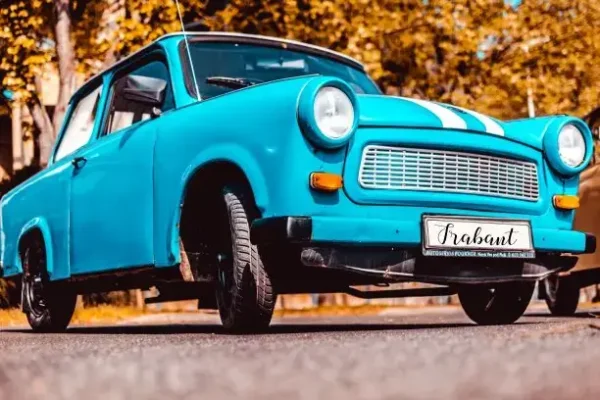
358 145 539 201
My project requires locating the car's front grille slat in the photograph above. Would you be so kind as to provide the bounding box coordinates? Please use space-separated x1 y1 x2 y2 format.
358 145 540 202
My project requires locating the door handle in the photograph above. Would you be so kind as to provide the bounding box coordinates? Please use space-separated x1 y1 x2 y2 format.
72 156 87 169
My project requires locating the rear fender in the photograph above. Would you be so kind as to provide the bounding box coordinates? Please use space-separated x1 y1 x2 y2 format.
15 217 55 277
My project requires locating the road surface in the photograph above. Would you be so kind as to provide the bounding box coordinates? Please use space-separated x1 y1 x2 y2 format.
1 306 600 400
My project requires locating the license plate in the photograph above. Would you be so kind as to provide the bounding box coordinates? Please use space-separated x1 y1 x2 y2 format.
422 216 535 258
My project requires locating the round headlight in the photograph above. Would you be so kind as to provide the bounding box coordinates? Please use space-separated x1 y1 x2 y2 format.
313 87 355 140
558 124 586 168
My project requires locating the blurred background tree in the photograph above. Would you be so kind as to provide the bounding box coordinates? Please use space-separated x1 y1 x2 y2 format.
1 0 600 308
1 0 56 165
0 0 112 165
482 0 600 118
1 0 599 165
207 0 600 120
0 0 206 166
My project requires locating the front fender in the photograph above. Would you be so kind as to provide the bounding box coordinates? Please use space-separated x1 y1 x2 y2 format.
166 145 270 266
501 116 555 150
503 115 592 154
154 75 321 267
181 144 270 211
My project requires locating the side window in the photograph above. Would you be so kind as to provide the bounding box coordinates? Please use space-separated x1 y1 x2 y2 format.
54 84 103 161
105 60 174 135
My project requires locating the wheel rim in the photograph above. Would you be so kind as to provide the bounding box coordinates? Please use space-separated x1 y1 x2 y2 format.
23 246 49 319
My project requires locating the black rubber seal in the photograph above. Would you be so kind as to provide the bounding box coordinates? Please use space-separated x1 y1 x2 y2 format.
585 233 597 254
251 217 312 244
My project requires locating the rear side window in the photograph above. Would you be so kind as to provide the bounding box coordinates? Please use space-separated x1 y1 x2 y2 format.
104 60 174 135
54 84 103 161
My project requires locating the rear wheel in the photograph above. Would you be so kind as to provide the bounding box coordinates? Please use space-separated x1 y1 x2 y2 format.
458 282 535 325
544 275 580 316
215 186 276 332
21 236 76 332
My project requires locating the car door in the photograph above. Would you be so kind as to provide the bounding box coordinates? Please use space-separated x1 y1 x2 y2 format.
36 81 105 280
69 54 175 275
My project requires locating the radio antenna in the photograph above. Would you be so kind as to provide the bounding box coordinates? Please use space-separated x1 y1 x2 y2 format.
174 0 201 101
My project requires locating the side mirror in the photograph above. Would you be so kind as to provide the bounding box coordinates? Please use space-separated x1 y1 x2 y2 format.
121 75 166 108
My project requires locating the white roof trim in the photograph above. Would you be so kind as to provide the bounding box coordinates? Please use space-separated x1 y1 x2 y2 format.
184 32 364 68
75 32 364 99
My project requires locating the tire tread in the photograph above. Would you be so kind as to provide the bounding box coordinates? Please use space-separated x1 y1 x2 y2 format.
217 186 276 332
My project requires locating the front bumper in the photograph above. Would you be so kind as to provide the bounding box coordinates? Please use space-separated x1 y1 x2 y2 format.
252 216 596 254
251 216 596 285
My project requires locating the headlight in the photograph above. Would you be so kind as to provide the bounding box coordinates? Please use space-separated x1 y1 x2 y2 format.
558 124 586 168
313 87 355 140
543 118 592 177
297 77 359 149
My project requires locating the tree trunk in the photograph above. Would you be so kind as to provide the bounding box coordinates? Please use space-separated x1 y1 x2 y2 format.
52 0 76 137
28 93 55 167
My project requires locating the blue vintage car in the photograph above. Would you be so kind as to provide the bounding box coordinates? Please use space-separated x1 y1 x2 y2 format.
0 32 595 332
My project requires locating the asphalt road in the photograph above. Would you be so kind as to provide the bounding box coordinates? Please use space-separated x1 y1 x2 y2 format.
1 306 600 400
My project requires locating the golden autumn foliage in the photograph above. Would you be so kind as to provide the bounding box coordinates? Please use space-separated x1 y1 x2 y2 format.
0 0 207 98
112 0 194 56
207 0 600 120
483 0 600 118
0 0 53 101
0 0 599 164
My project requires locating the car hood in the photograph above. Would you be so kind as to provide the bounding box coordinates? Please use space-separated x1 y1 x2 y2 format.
356 95 545 150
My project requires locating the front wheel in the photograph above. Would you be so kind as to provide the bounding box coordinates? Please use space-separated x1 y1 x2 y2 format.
21 238 76 332
543 275 580 316
458 282 535 325
215 186 276 332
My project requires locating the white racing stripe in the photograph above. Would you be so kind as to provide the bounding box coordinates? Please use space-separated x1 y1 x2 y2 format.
402 98 467 130
446 105 505 136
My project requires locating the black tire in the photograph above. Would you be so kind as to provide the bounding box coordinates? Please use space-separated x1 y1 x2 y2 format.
215 186 276 332
458 282 535 325
21 236 76 332
544 275 580 316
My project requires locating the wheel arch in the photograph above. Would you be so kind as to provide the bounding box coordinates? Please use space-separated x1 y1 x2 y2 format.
15 218 55 277
168 154 267 265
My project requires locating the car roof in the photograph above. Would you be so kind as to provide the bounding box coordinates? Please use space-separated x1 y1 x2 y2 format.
184 32 365 69
72 32 365 102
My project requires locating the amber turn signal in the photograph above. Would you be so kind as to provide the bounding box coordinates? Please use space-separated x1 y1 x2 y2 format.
310 172 343 192
553 195 580 210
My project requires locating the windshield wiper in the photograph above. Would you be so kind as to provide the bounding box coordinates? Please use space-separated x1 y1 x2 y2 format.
205 76 261 89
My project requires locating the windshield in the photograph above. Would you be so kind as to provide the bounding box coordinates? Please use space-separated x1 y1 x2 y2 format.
182 41 382 100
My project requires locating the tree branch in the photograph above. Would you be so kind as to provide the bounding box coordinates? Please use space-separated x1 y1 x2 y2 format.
52 0 76 137
27 88 55 167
